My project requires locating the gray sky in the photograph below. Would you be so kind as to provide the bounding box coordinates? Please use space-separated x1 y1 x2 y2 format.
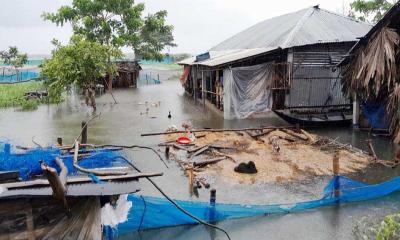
0 0 352 55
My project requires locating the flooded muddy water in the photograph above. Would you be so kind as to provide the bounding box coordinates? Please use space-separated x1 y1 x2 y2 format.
0 77 399 239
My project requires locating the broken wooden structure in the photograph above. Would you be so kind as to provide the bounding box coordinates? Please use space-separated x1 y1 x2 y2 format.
0 124 162 239
144 125 380 197
101 60 142 89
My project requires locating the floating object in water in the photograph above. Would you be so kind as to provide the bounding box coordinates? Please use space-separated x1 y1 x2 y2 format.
177 137 191 145
234 161 257 174
168 111 172 119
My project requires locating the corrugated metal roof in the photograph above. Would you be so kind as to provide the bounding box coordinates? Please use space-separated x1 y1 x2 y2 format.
180 6 371 67
200 48 277 67
212 6 371 51
178 56 196 65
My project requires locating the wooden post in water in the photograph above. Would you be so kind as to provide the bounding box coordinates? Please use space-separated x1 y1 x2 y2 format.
332 151 340 198
26 204 35 240
57 137 63 146
210 189 216 206
202 69 205 107
81 121 88 144
165 146 170 159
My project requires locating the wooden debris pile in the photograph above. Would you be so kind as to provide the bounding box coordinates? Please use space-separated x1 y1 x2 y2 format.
154 126 373 190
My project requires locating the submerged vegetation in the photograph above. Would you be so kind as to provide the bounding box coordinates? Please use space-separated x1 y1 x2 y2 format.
0 81 45 110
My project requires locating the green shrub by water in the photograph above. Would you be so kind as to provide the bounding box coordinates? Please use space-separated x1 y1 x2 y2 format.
0 81 45 110
376 214 400 240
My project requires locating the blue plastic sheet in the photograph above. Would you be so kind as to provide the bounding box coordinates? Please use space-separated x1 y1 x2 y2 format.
362 101 389 129
114 176 400 234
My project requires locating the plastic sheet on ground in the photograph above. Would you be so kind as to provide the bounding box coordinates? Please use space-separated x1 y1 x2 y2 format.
223 63 272 119
114 176 400 234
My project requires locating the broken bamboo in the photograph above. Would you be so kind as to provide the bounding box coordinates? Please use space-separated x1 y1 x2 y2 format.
73 140 127 176
190 146 209 160
280 129 308 141
367 139 378 160
193 157 226 167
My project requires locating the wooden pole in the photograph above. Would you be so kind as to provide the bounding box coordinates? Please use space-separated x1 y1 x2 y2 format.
57 137 63 146
333 151 340 198
26 203 35 240
188 167 194 196
202 69 205 107
210 189 216 206
165 146 170 159
367 139 378 160
81 121 87 144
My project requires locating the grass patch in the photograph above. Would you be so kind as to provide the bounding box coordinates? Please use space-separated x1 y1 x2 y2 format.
0 81 45 110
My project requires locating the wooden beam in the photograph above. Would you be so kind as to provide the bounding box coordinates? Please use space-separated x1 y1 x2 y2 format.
141 126 295 137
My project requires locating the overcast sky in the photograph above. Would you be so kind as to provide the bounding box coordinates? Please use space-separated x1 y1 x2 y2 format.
0 0 352 56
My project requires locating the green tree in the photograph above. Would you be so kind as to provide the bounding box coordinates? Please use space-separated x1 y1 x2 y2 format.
0 46 28 81
42 0 175 90
41 36 122 110
350 0 395 23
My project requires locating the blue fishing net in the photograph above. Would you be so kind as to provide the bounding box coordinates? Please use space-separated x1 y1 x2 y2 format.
0 141 126 180
114 176 400 234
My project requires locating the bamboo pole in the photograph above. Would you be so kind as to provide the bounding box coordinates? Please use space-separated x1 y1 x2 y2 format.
333 151 340 198
141 126 295 137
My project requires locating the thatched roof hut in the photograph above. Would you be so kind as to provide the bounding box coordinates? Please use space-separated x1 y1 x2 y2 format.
340 2 400 140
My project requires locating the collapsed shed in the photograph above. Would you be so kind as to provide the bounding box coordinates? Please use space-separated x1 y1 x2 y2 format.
340 2 400 141
179 6 371 122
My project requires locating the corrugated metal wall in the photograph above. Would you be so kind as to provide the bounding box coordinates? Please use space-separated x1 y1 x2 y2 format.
286 44 351 108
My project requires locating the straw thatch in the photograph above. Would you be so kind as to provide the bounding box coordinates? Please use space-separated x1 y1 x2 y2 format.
342 26 400 140
342 27 400 99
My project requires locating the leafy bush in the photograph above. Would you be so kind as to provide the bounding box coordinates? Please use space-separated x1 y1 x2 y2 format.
376 214 400 240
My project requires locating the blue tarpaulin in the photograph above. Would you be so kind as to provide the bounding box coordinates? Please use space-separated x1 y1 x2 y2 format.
362 101 389 129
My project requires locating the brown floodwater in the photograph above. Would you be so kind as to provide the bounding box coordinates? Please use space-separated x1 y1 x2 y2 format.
0 77 399 240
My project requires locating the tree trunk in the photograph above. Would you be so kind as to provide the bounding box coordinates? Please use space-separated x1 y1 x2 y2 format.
107 73 112 91
85 86 96 111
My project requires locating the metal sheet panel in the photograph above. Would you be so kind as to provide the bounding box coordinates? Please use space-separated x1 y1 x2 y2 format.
211 7 371 51
287 65 349 108
0 180 140 198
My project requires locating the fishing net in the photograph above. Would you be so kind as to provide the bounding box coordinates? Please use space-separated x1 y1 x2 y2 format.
114 176 400 234
0 141 126 180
